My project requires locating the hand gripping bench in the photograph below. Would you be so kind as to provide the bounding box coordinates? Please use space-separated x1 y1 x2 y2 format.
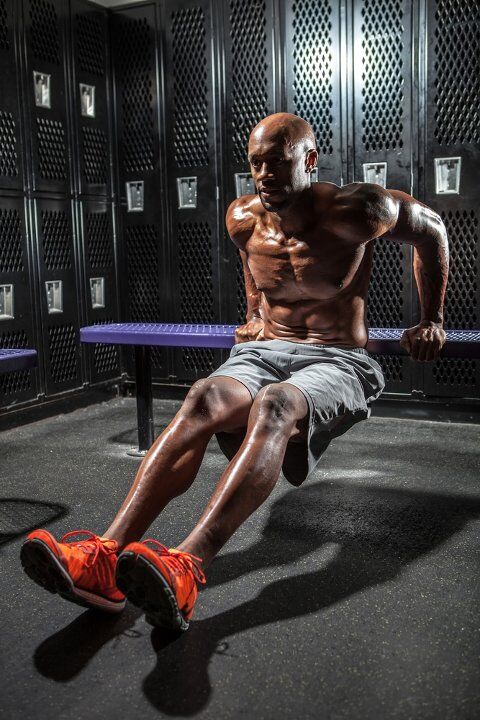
80 323 480 455
0 348 38 375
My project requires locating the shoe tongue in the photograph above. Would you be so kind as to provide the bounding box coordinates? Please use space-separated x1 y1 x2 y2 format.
98 537 117 550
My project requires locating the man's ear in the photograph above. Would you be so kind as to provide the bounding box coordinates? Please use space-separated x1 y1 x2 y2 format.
305 148 318 173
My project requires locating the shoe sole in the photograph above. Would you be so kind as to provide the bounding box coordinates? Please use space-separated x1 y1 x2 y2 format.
116 552 189 632
20 539 126 613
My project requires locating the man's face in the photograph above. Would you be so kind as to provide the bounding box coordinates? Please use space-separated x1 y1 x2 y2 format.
247 135 311 212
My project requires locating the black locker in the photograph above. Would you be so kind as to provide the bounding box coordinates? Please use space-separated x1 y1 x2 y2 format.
0 0 24 192
162 0 222 382
352 0 415 396
284 0 343 184
32 198 82 395
78 199 120 385
421 0 480 399
111 3 169 381
71 0 112 198
22 0 71 195
219 0 277 328
0 195 39 408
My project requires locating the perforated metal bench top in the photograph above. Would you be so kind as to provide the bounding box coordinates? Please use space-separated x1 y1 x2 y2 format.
80 324 480 358
0 349 38 374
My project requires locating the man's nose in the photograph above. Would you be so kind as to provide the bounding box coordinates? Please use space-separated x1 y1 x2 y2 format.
257 162 273 179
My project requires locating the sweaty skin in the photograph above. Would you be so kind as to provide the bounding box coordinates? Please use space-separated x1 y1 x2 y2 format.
101 114 449 575
232 112 449 361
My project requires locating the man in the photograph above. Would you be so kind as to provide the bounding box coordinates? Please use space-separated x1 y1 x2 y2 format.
21 113 449 632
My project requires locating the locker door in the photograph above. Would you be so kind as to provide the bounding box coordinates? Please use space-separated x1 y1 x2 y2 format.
79 200 119 385
33 198 82 395
111 4 168 381
284 0 343 184
0 0 24 192
162 0 222 382
219 0 277 328
421 1 480 399
23 0 71 195
71 0 112 198
352 0 415 396
0 196 40 408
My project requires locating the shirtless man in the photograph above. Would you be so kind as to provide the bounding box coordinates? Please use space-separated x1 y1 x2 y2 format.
21 113 449 632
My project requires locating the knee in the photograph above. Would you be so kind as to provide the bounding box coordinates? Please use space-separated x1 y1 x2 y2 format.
181 378 233 425
251 384 302 435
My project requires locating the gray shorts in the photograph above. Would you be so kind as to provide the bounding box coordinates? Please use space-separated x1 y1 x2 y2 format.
209 339 385 485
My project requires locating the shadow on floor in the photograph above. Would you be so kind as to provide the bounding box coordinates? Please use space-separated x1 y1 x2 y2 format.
0 498 68 546
33 480 480 715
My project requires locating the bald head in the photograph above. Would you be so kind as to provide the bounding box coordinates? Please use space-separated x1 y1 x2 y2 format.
247 113 318 213
249 113 316 154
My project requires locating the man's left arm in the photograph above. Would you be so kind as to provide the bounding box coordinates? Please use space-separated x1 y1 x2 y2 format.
381 189 449 362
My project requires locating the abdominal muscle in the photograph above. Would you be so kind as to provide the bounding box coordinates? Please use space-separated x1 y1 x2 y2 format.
257 288 369 348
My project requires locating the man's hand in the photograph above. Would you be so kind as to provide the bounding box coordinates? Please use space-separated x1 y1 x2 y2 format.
399 322 446 362
235 317 264 344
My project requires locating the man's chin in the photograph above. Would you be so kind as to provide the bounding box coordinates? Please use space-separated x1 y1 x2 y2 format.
259 194 289 212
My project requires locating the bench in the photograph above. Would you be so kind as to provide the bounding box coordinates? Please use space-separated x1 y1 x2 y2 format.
0 349 38 375
80 323 480 455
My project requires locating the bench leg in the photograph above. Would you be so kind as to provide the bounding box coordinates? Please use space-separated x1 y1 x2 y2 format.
127 345 154 457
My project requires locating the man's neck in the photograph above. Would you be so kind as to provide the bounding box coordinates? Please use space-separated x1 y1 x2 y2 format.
271 186 316 236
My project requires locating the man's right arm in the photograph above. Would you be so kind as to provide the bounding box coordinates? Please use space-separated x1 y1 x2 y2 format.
226 198 264 343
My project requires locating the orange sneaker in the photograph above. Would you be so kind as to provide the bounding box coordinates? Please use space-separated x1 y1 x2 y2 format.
20 529 125 613
116 540 206 631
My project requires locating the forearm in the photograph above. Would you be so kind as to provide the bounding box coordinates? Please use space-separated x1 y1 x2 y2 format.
413 233 449 325
240 250 262 321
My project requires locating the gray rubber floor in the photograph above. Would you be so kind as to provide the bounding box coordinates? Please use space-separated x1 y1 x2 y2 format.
1 396 479 720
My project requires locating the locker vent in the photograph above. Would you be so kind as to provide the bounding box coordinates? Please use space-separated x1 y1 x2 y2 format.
115 16 154 173
29 0 60 65
37 117 66 181
126 224 161 320
82 126 107 185
0 330 31 394
76 12 105 77
0 111 18 178
366 238 405 327
171 7 209 168
0 0 9 50
93 319 118 375
369 354 404 386
230 0 268 165
0 208 23 273
292 0 333 156
432 357 476 387
433 2 480 145
48 323 78 383
178 221 214 373
360 0 405 152
441 210 478 329
42 210 71 271
86 212 112 270
178 222 213 323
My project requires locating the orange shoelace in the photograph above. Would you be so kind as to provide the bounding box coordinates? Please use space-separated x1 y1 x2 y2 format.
142 539 206 585
60 530 117 568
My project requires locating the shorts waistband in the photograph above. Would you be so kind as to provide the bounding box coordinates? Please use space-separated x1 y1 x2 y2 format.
304 343 370 356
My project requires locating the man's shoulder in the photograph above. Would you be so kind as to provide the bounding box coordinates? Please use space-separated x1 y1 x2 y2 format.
226 195 262 248
323 182 399 241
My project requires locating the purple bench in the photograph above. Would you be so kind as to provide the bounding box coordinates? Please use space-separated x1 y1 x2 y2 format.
80 323 480 454
0 349 37 375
